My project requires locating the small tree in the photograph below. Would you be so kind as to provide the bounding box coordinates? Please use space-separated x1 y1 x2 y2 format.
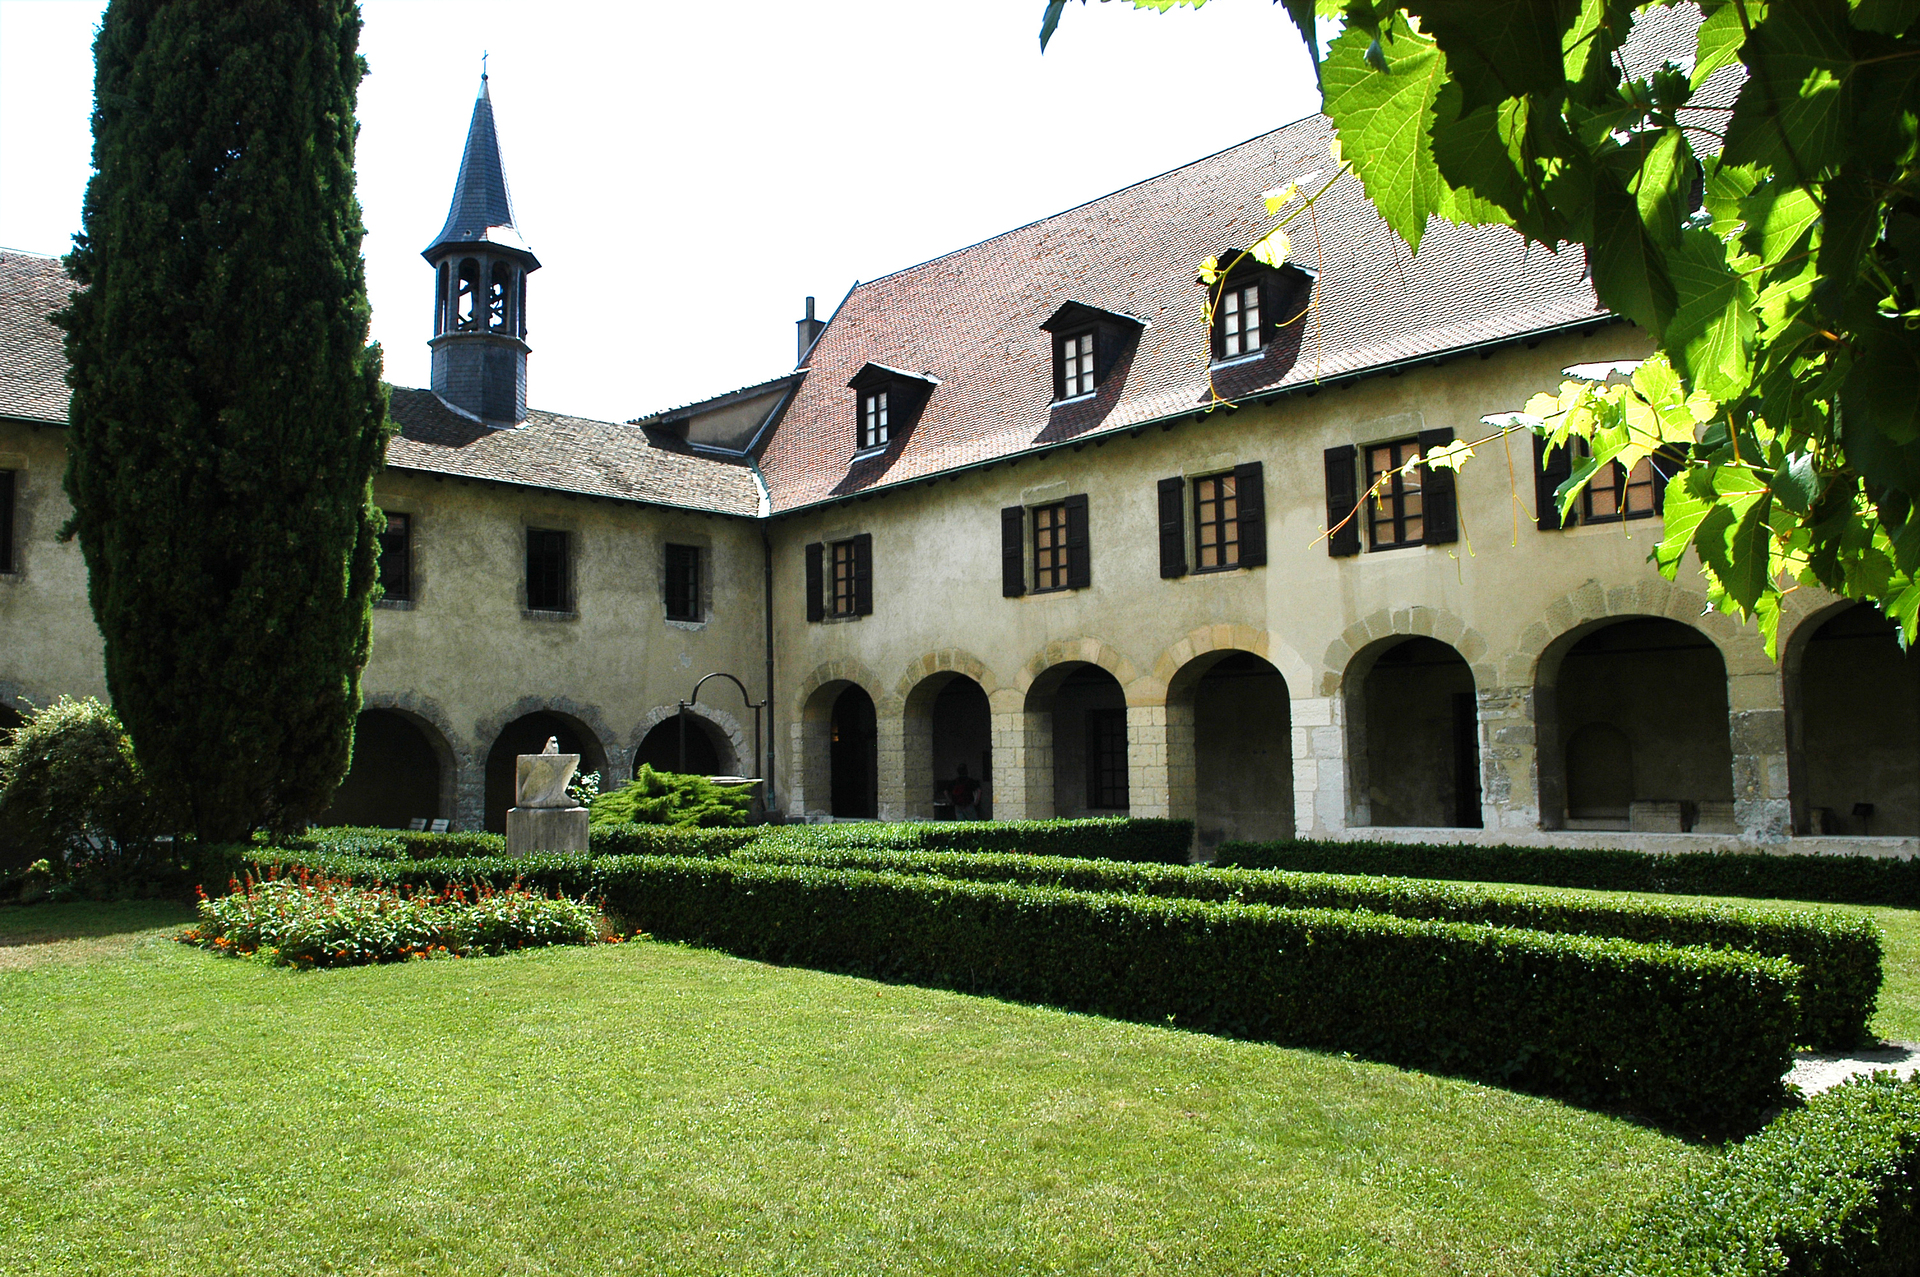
0 697 169 878
591 766 756 829
57 0 390 840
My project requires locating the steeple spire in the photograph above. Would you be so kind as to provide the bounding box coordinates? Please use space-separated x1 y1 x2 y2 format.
423 72 535 263
424 71 539 426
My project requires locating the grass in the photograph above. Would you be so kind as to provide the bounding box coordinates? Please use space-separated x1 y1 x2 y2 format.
0 901 1709 1277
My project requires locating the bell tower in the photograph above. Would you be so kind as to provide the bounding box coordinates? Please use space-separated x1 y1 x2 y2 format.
424 71 540 426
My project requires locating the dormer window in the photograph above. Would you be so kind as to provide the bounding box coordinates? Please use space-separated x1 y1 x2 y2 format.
1058 330 1096 398
847 363 938 456
861 388 891 449
1040 301 1147 404
1217 281 1262 358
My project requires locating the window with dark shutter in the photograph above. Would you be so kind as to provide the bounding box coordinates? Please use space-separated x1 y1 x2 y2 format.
1193 473 1240 571
1534 433 1573 531
1213 280 1264 361
805 542 825 622
1001 506 1025 598
1057 330 1097 399
1033 501 1069 592
852 533 873 616
525 528 570 612
830 541 857 617
1158 477 1188 577
1324 446 1360 557
1233 462 1266 567
665 543 701 621
0 470 17 574
1063 493 1091 589
1365 438 1426 550
1418 426 1459 545
377 511 412 602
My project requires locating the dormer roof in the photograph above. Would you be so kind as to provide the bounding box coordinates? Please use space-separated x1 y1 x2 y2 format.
1040 301 1148 335
423 75 538 267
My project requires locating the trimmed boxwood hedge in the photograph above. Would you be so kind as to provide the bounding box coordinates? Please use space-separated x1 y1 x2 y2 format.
215 848 1799 1128
727 845 1882 1049
1556 1073 1920 1275
1219 839 1920 909
744 818 1196 864
281 826 508 860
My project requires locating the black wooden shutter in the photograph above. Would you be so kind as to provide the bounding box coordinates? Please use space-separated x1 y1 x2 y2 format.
1324 445 1360 557
1233 462 1266 567
852 533 873 616
1157 477 1188 577
1534 433 1573 531
1419 427 1459 545
804 542 824 622
1064 493 1091 588
1001 506 1025 597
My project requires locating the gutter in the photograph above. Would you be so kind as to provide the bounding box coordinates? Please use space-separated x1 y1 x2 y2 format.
765 314 1623 520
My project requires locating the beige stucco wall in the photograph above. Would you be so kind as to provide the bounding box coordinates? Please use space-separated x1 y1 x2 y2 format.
0 421 106 714
764 328 1892 853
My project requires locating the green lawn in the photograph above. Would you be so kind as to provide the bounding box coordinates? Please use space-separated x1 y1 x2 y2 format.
0 901 1709 1277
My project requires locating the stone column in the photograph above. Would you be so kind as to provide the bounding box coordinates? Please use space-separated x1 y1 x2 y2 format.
874 700 907 821
1729 668 1791 842
900 698 935 819
988 689 1047 822
1290 695 1345 837
1477 683 1541 832
452 752 485 833
1127 700 1180 821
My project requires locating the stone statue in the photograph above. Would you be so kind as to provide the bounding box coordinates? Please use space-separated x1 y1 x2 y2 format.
505 737 589 855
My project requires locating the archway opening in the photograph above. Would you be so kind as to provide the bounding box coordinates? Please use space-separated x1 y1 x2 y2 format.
484 711 606 833
1024 662 1128 818
829 685 878 818
1354 637 1480 828
632 715 733 777
918 675 991 819
1544 617 1733 832
320 710 445 829
1796 603 1919 835
1187 651 1292 852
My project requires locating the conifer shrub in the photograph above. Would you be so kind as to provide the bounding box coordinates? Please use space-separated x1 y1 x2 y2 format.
589 767 755 829
1217 839 1920 908
727 844 1883 1049
182 867 603 967
1556 1073 1920 1275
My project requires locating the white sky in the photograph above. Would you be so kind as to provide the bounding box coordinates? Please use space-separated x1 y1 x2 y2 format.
1 1 1321 424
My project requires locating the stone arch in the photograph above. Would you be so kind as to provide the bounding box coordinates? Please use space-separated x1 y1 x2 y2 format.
1019 637 1143 700
1321 608 1491 699
790 661 888 820
896 653 1000 820
0 677 46 735
477 697 619 834
1510 578 1767 685
1160 644 1293 855
1533 612 1735 832
629 702 748 778
1339 634 1483 829
321 706 457 829
1783 598 1919 836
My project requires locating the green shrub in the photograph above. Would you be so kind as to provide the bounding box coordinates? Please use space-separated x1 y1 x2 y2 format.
730 845 1881 1050
183 867 604 967
750 817 1195 864
0 696 174 881
589 766 755 829
1219 839 1920 909
1557 1073 1920 1275
587 822 759 857
281 826 508 861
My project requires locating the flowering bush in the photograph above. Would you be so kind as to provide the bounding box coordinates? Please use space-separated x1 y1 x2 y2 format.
182 868 605 968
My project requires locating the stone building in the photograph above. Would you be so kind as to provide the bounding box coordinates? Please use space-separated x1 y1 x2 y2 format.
1 75 1913 854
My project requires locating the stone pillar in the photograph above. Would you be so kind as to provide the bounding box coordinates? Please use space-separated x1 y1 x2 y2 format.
1729 669 1791 842
452 751 485 833
1290 695 1345 837
900 696 935 819
988 689 1047 822
1477 683 1540 832
1127 700 1179 821
874 700 907 821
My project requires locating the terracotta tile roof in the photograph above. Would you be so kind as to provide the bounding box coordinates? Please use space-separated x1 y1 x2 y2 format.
756 114 1608 513
0 250 72 426
385 387 762 517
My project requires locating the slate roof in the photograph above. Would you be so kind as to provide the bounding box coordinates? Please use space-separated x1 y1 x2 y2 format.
755 112 1610 513
385 387 762 517
0 250 71 426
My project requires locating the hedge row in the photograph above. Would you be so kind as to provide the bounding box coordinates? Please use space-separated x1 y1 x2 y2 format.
1557 1073 1920 1275
215 847 1799 1128
1219 839 1920 908
744 818 1196 864
730 845 1882 1048
283 827 507 861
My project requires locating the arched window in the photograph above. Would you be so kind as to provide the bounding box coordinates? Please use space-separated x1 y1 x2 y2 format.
488 261 513 333
435 262 450 334
455 258 481 330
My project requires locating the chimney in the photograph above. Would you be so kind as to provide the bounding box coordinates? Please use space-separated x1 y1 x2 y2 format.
796 295 825 365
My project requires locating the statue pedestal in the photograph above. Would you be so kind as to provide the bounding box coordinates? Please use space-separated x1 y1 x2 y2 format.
505 742 590 855
506 804 589 855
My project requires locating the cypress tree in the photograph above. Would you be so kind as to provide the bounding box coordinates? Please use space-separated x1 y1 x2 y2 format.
57 0 389 841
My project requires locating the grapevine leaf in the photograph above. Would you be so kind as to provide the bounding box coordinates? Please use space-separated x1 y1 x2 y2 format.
1723 0 1855 183
1770 453 1820 515
1654 475 1713 577
1406 0 1596 112
1740 182 1822 266
1692 2 1755 89
1587 166 1678 336
1322 16 1451 253
1845 323 1920 446
1250 231 1291 269
1667 228 1758 403
1849 0 1920 35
